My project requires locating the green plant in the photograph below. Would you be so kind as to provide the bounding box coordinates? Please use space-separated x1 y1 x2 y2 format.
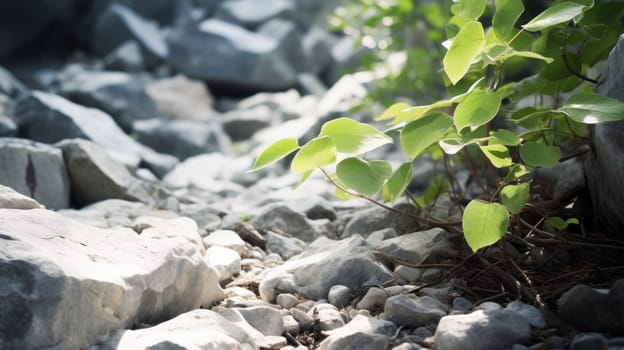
253 0 624 252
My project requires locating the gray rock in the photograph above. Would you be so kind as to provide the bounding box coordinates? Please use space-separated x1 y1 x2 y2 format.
0 137 69 209
434 309 531 350
343 206 398 237
297 73 328 97
451 297 473 313
366 228 398 246
474 301 502 312
215 0 295 30
277 293 300 309
260 235 393 302
235 306 285 336
320 315 396 350
0 208 223 350
102 40 145 72
0 114 17 137
283 314 301 335
287 194 337 221
585 34 624 238
394 265 423 283
134 216 205 253
324 36 371 85
57 139 160 207
0 66 28 98
376 228 454 264
16 90 177 176
384 295 448 327
221 105 274 141
91 3 168 65
266 231 307 260
252 204 319 242
133 118 230 160
258 18 305 72
204 246 242 281
167 19 297 91
313 303 345 331
392 344 424 350
505 300 545 328
570 333 607 350
291 308 314 331
558 280 624 334
145 74 216 121
302 26 334 74
0 183 43 209
203 229 246 254
328 285 351 308
356 287 387 312
90 309 263 350
58 68 164 131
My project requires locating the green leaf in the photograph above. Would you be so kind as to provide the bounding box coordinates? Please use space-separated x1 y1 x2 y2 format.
522 2 588 32
490 129 522 145
253 138 299 170
400 112 454 160
506 164 532 180
376 102 411 121
292 170 313 190
336 158 392 196
319 118 392 154
493 0 525 40
454 90 502 132
439 138 470 155
547 216 579 230
290 136 336 173
416 176 447 206
500 183 530 214
505 50 554 63
519 142 560 168
391 100 454 125
443 21 486 85
452 0 487 20
560 92 624 124
385 162 413 203
479 144 513 168
462 200 509 252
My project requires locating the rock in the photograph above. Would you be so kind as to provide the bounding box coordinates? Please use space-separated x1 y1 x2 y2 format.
384 295 448 327
343 206 398 238
0 183 43 209
505 300 545 328
291 308 314 331
204 246 242 281
324 36 371 85
277 293 301 309
376 228 454 264
0 114 17 137
392 344 424 350
167 19 297 91
221 105 274 141
283 314 301 335
366 228 398 246
145 74 216 121
102 40 145 72
570 333 608 350
302 27 334 74
434 309 532 350
0 66 29 98
394 265 422 283
328 285 351 308
0 208 223 350
0 137 70 209
297 73 328 97
259 235 393 302
558 280 624 334
90 309 263 350
252 204 319 242
287 194 337 221
57 139 161 207
235 306 285 336
265 231 307 260
215 0 295 30
451 297 473 313
60 199 179 229
132 118 230 160
356 287 387 312
313 303 345 331
58 68 164 131
258 18 305 72
203 229 246 254
16 90 177 176
228 221 267 249
319 315 396 350
133 216 205 253
585 34 624 238
91 3 167 65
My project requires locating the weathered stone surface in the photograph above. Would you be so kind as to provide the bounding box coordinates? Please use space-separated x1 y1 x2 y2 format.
58 68 163 131
434 309 532 350
252 204 319 242
16 90 177 176
203 229 246 254
258 18 305 72
558 280 624 334
328 285 351 308
57 139 159 206
0 66 28 98
314 303 345 331
167 19 297 91
0 208 223 350
221 105 274 141
376 228 454 264
343 206 398 238
0 183 43 209
133 118 230 160
356 287 387 312
60 199 179 229
145 74 216 121
134 216 205 253
265 231 307 260
102 40 145 72
90 309 262 350
204 246 242 281
235 305 285 336
0 137 70 209
259 235 393 302
384 295 448 327
215 0 295 30
319 315 396 350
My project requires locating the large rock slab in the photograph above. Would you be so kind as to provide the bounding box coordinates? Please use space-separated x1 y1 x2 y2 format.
167 19 297 91
0 137 70 209
90 309 263 350
558 280 624 334
585 34 624 238
16 90 177 176
259 235 393 302
0 208 224 350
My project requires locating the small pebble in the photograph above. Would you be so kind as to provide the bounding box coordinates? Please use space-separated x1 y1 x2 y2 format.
328 285 351 308
276 293 300 309
356 287 387 312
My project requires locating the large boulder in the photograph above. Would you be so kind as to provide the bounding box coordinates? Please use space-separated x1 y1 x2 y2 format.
0 137 70 209
259 235 393 302
16 90 177 176
585 34 624 238
145 75 216 121
0 208 224 350
167 19 297 92
214 0 296 30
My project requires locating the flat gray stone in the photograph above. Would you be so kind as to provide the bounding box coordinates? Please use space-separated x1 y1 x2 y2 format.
384 295 448 327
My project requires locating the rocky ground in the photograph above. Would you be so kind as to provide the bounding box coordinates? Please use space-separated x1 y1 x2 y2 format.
1 1 624 350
